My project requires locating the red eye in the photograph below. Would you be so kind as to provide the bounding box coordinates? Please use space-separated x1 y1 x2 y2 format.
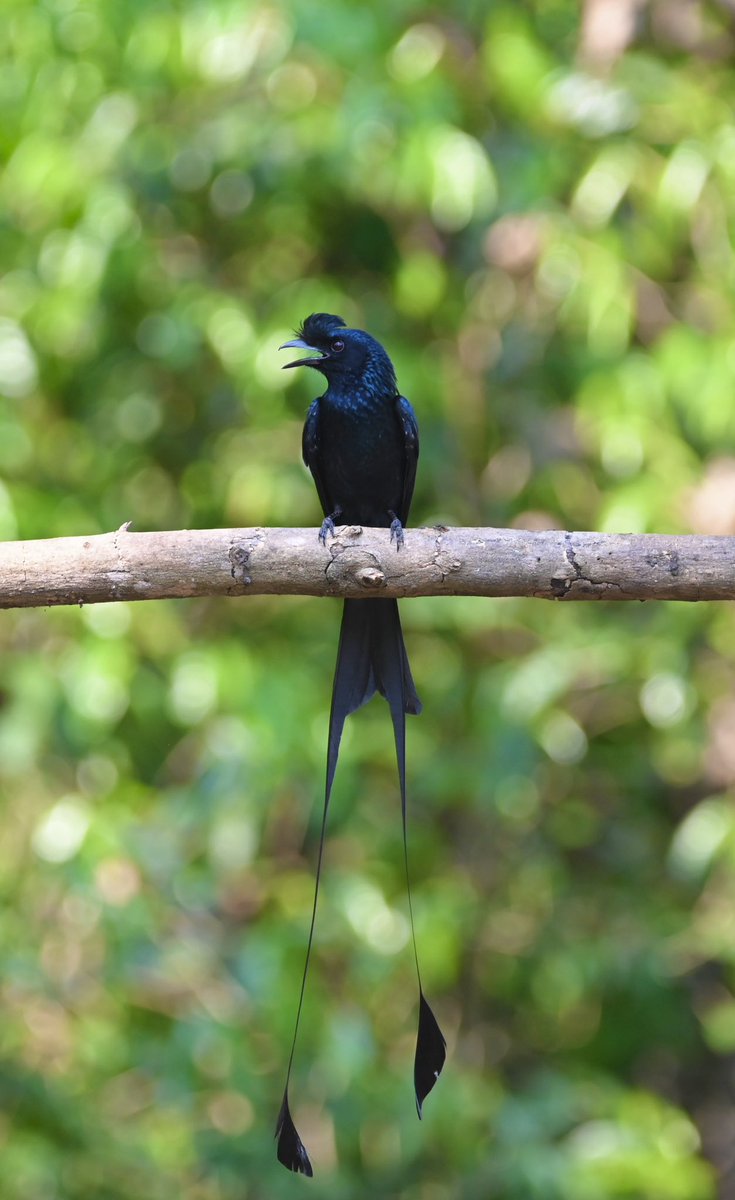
331 339 345 353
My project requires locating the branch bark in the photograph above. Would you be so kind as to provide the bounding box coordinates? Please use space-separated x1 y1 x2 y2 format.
0 525 732 609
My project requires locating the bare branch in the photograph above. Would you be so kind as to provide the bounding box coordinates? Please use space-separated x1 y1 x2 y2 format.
0 526 731 610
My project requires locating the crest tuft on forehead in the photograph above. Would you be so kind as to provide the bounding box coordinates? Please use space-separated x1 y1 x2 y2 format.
299 313 347 343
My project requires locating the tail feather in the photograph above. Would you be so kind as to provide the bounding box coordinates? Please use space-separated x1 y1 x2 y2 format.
368 601 446 1118
371 598 422 717
277 597 445 1178
326 599 419 793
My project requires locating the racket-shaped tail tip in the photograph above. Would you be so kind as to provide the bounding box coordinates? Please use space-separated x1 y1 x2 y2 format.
275 1090 313 1177
413 992 447 1119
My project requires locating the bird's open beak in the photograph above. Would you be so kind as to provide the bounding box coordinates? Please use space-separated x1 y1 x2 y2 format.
279 338 326 370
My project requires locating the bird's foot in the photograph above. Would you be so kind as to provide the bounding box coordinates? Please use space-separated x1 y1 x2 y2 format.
318 517 335 545
318 508 342 545
389 512 405 550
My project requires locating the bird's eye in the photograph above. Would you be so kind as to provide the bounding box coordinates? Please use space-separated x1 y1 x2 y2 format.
331 339 345 353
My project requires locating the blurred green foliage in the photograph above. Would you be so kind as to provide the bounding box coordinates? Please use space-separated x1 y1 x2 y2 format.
3 0 735 1195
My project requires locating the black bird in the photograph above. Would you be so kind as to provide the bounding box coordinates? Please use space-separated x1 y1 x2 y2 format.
274 314 446 1175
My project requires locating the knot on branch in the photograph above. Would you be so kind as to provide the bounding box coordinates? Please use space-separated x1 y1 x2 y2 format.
357 566 386 589
229 543 252 587
325 547 386 593
323 530 387 592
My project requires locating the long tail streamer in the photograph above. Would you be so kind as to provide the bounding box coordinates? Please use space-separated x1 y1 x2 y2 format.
276 600 446 1175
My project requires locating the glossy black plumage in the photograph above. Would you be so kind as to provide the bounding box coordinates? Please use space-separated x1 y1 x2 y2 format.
415 993 447 1118
276 314 445 1175
275 1092 312 1177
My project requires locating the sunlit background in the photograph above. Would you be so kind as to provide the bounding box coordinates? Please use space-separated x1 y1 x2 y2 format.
3 1 735 1196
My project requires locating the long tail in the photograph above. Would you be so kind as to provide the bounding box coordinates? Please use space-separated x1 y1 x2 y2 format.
276 600 446 1175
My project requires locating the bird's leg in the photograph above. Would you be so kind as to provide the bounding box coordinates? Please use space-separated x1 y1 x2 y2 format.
318 506 343 545
388 511 405 550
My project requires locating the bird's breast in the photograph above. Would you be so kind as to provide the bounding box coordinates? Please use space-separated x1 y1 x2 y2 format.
318 391 404 526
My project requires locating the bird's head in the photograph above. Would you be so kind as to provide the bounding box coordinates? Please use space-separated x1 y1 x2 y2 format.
280 313 397 392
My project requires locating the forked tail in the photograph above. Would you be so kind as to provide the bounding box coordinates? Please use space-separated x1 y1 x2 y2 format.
276 600 446 1175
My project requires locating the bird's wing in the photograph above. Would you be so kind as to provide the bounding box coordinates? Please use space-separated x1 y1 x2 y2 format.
302 398 332 517
395 395 419 526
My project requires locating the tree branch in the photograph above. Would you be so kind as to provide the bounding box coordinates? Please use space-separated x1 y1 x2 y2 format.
0 525 731 610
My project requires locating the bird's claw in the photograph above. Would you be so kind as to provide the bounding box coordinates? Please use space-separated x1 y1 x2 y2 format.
318 517 335 545
318 508 342 545
389 513 405 550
